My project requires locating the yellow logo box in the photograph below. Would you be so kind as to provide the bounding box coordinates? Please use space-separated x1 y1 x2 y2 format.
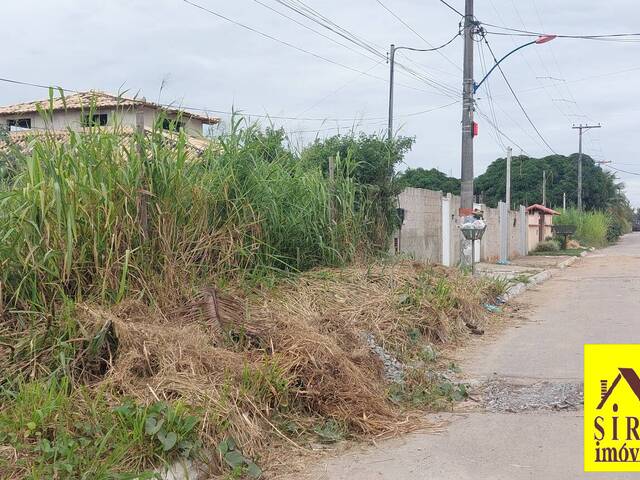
585 344 640 472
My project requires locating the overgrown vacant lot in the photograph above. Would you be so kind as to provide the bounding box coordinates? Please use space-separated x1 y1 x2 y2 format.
0 123 504 479
1 261 503 479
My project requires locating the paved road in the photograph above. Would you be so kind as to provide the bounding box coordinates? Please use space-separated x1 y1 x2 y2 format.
300 233 640 480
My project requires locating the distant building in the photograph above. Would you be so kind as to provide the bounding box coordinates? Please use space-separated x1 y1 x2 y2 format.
526 204 560 248
0 90 219 137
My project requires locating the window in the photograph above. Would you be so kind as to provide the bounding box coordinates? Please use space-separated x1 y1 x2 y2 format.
81 113 108 127
162 118 184 131
7 118 31 130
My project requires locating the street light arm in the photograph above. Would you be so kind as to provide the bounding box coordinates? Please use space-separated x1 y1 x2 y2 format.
473 40 536 94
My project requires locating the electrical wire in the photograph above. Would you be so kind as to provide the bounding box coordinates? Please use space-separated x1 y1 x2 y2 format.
268 0 461 97
477 41 505 150
374 0 461 71
0 76 460 125
476 107 529 155
481 36 557 154
251 0 380 63
482 22 640 40
179 0 435 95
607 165 640 176
438 0 464 17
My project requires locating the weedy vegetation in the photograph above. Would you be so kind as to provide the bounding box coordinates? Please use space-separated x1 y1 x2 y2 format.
0 98 507 479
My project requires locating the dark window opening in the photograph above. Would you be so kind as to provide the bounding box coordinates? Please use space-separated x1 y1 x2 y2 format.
7 118 32 130
81 113 108 127
162 118 185 131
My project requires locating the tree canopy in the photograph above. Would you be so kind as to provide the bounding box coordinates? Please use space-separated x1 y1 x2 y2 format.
474 154 621 211
396 167 460 195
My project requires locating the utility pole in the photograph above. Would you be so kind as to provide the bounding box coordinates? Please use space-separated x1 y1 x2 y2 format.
563 192 566 211
460 0 475 211
387 44 396 140
506 146 512 210
572 124 601 211
542 170 546 207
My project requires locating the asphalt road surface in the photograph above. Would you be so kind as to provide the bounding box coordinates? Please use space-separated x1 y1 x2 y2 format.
298 233 640 480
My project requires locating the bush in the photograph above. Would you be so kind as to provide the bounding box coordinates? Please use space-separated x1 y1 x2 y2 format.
0 118 384 312
607 211 632 242
555 209 609 247
535 240 560 252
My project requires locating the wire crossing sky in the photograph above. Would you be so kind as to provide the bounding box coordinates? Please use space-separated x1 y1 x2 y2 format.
1 0 639 205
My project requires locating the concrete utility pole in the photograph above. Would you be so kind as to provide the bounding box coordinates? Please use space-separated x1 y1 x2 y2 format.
506 146 512 209
572 124 601 211
460 0 475 211
542 170 546 207
387 44 396 140
563 192 566 211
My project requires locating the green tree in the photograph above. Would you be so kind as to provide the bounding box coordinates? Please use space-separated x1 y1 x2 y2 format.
396 167 460 195
301 134 415 247
474 154 620 211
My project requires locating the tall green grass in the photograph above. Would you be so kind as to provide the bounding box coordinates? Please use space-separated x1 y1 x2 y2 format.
0 117 374 312
555 208 610 247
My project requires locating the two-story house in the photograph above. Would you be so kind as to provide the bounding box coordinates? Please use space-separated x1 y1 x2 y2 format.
0 90 219 137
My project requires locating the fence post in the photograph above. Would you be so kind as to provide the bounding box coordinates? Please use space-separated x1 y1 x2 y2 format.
519 205 528 256
499 201 508 263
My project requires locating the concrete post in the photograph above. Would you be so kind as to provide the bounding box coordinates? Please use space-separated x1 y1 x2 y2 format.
498 201 508 263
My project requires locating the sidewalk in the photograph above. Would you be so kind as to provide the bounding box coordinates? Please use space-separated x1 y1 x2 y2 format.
475 254 585 301
293 235 639 480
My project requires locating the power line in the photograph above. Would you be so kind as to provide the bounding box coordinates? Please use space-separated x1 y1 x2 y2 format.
269 0 461 97
0 75 459 124
477 41 505 150
482 22 640 40
476 107 529 155
482 36 558 154
438 0 464 17
607 165 640 176
374 0 461 71
179 0 436 95
251 0 379 63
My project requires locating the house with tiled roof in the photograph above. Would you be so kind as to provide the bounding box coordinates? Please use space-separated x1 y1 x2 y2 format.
0 90 220 137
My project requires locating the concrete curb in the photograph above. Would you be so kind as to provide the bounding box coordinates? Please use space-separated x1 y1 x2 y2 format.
498 252 586 303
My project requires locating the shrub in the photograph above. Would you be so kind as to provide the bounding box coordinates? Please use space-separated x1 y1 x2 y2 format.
607 212 631 242
555 209 609 247
535 240 560 252
0 118 383 312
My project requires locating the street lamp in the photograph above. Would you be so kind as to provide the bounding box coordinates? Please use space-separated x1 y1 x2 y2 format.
473 35 557 94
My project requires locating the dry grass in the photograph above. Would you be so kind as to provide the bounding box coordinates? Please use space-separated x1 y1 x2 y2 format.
41 260 502 476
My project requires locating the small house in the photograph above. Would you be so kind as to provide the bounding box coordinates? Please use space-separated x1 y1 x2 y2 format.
526 204 560 250
0 90 219 137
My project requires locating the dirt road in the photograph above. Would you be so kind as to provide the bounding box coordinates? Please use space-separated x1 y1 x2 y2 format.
299 233 640 479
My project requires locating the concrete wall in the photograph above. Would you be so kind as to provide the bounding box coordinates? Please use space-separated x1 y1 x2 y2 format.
392 186 530 266
395 187 443 262
481 205 500 262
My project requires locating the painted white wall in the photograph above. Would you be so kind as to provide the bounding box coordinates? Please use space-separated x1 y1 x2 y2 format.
0 107 204 136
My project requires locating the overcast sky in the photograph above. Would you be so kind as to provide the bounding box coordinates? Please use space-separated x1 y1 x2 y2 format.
2 0 639 206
